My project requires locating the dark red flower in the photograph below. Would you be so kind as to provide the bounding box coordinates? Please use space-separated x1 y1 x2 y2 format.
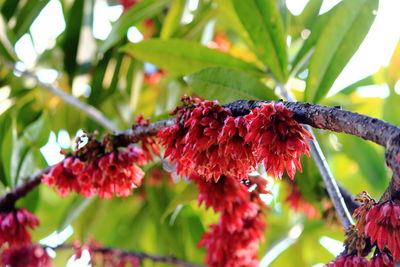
159 97 257 182
43 145 146 198
199 214 265 267
364 201 400 261
0 208 39 247
193 175 267 267
368 252 393 267
245 103 312 179
285 183 319 219
325 255 368 267
353 191 376 233
0 244 52 267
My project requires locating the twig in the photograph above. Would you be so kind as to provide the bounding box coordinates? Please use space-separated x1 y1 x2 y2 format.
0 167 50 212
7 62 120 132
53 244 204 267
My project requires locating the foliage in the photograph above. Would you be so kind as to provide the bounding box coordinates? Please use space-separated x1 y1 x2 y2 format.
0 0 399 266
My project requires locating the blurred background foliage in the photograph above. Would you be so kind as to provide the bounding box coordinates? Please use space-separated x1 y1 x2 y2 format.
0 0 399 266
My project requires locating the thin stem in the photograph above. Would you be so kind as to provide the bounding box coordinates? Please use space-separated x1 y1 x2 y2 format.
7 62 119 132
275 84 353 228
53 244 204 267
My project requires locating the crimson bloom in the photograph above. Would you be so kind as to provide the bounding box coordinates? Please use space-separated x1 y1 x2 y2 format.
159 98 256 182
0 244 52 267
193 175 266 267
43 145 146 198
325 255 369 267
0 208 39 247
285 183 319 219
245 103 312 179
364 201 400 261
368 252 393 267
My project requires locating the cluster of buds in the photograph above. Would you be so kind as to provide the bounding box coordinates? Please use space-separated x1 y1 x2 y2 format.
159 97 312 182
328 191 399 266
43 145 146 198
0 244 52 267
0 208 39 247
192 175 268 267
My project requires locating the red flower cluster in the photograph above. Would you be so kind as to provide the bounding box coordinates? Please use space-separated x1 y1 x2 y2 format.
245 103 312 179
0 208 39 247
368 253 393 267
192 175 267 267
325 255 369 267
353 191 376 233
159 97 312 181
365 201 400 261
326 253 393 267
284 183 319 219
43 145 146 198
0 244 52 267
159 98 256 182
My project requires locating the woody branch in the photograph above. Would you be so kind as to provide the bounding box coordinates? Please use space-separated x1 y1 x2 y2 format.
1 100 399 224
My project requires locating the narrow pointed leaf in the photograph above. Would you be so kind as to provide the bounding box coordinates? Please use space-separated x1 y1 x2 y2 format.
231 0 287 81
305 0 378 103
121 39 262 75
184 67 276 103
100 0 169 53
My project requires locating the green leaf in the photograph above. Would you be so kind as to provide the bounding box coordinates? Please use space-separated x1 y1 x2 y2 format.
58 196 94 231
13 0 50 40
341 136 387 191
100 0 169 53
291 3 340 76
338 75 375 95
160 0 186 39
121 38 262 76
231 0 287 81
184 67 276 103
1 0 20 21
161 182 198 222
23 114 50 147
305 0 378 103
61 0 84 84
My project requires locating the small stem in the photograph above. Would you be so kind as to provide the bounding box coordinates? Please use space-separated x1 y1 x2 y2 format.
7 62 119 132
275 84 353 228
53 244 204 267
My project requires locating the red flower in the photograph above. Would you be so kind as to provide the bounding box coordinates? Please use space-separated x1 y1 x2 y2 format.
364 201 400 261
325 255 368 267
159 98 256 182
285 183 319 219
0 208 39 247
0 244 52 267
245 103 312 179
368 252 393 267
353 191 376 233
43 145 146 198
199 215 265 267
193 175 267 267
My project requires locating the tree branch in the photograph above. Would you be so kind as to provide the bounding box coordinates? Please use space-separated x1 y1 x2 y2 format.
1 100 397 216
53 244 204 267
7 63 120 132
